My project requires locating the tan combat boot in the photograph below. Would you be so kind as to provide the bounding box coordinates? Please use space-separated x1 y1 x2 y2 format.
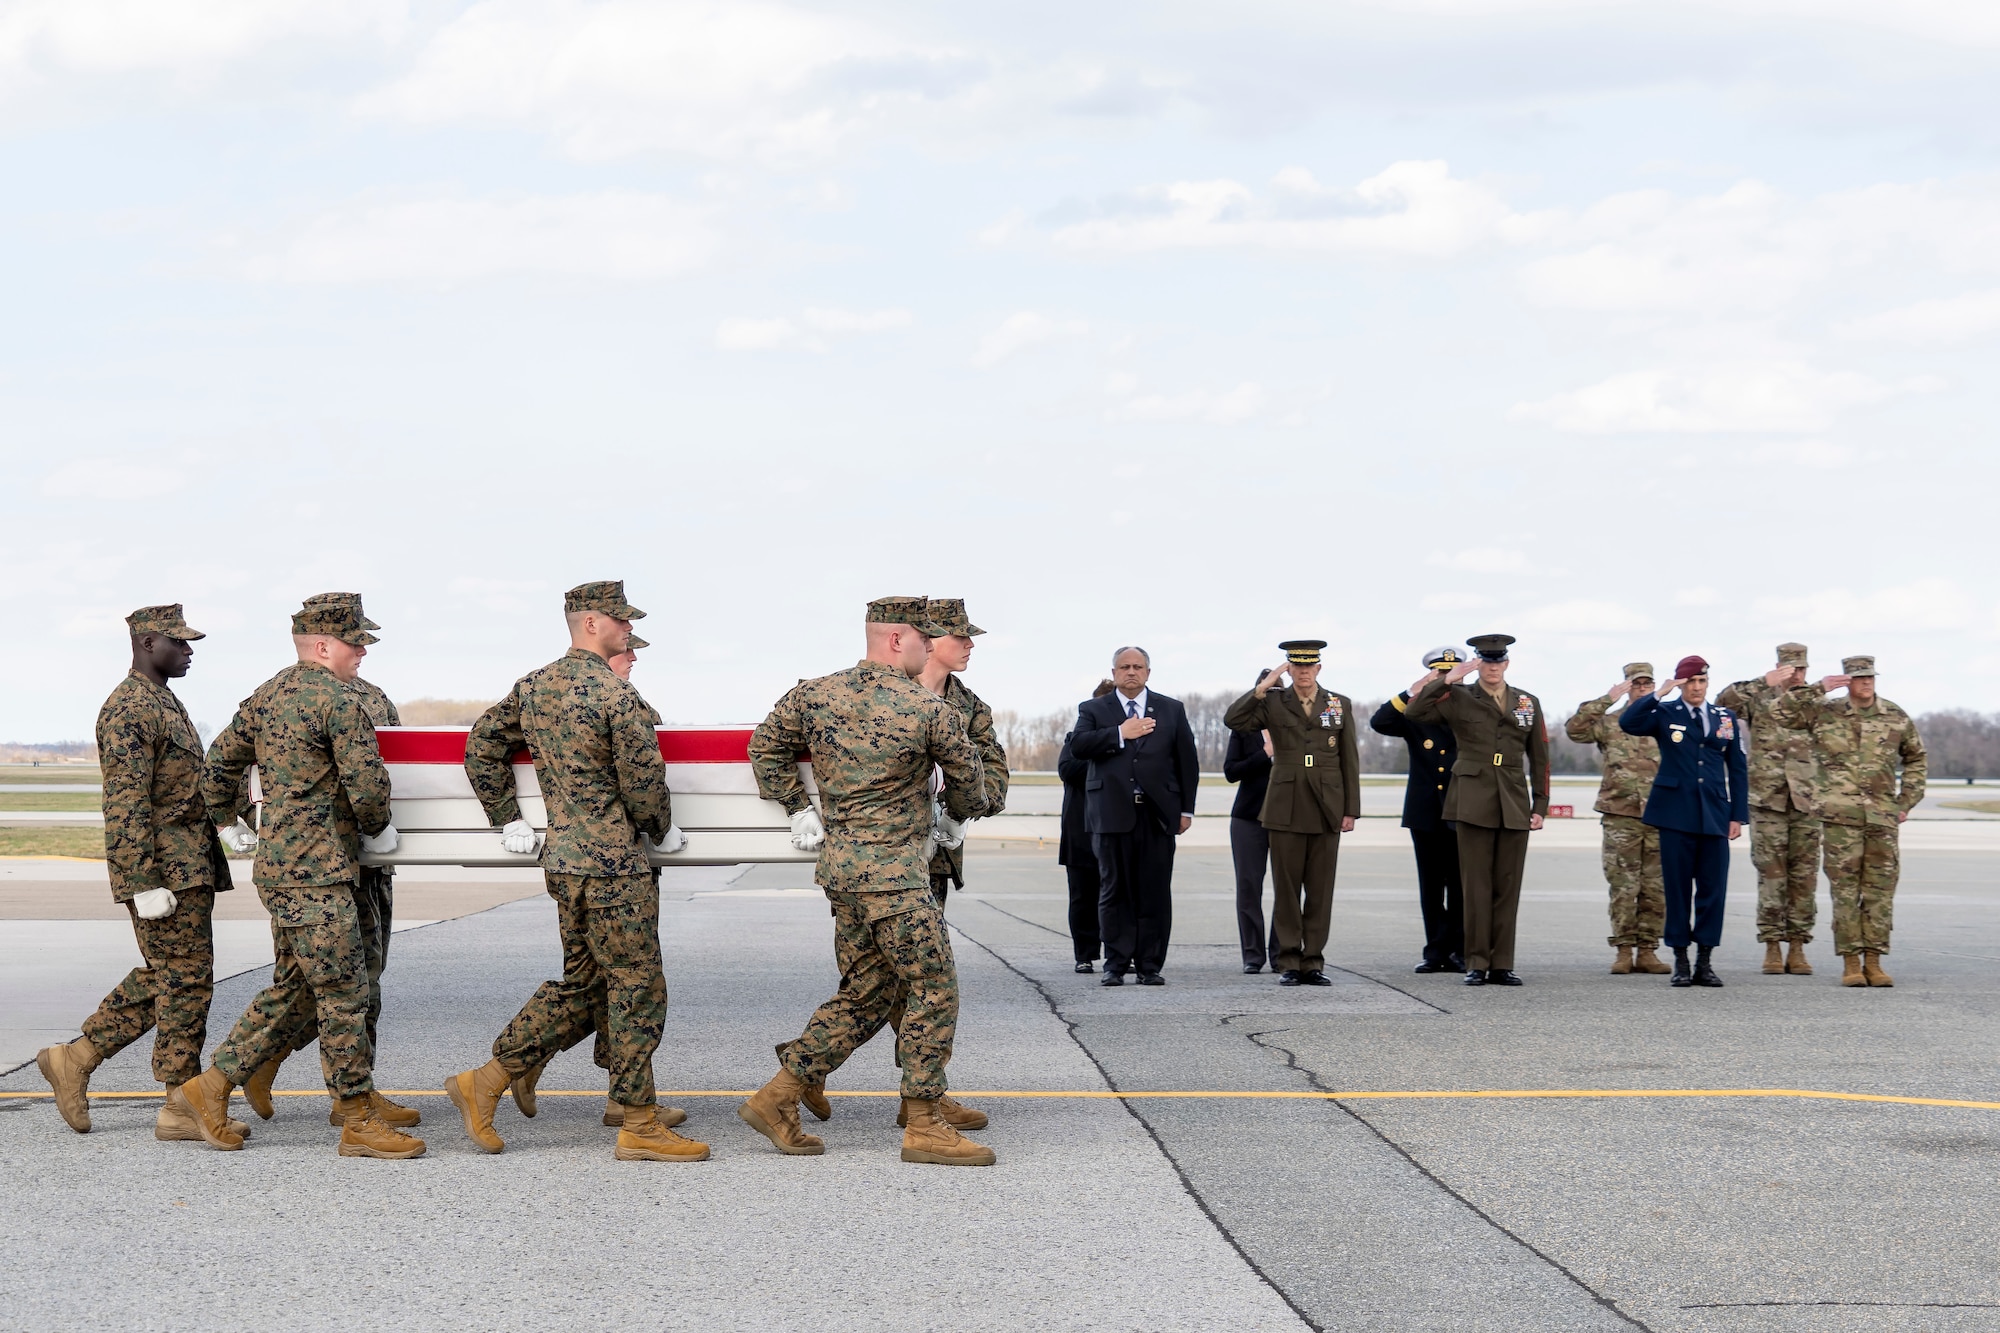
510 1060 548 1117
35 1035 102 1134
164 1068 244 1150
897 1094 989 1131
1632 947 1671 975
1840 954 1866 986
899 1098 996 1166
1762 942 1784 974
737 1070 825 1155
775 1042 833 1121
1610 946 1633 975
444 1059 512 1153
241 1055 284 1120
329 1090 421 1128
1785 940 1813 975
614 1104 711 1162
602 1098 687 1129
1862 952 1894 987
335 1096 427 1159
156 1097 251 1142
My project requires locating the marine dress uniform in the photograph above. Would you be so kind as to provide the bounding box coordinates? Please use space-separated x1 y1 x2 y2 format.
1371 646 1464 973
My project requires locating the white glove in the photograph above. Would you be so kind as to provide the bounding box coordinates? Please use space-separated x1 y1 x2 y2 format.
501 819 542 856
219 818 257 854
789 808 825 852
132 887 177 920
934 810 966 852
651 825 687 855
360 824 399 855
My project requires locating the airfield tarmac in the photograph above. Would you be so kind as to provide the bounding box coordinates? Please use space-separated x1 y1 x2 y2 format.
2 840 1998 1332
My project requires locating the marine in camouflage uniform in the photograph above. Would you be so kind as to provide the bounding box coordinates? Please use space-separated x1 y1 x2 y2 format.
36 606 237 1138
737 596 994 1165
1717 643 1823 975
1773 656 1925 987
1565 663 1667 974
921 600 1010 899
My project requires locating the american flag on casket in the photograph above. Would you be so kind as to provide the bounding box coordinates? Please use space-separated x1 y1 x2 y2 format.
355 727 818 868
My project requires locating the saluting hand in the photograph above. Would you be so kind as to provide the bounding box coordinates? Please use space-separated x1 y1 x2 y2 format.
1657 678 1685 700
1605 680 1631 701
1255 664 1290 697
1820 674 1852 693
1764 665 1802 689
1408 672 1438 697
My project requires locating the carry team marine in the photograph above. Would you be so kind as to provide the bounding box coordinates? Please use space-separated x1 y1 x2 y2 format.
35 605 247 1145
738 596 995 1166
1406 634 1551 986
1565 663 1669 976
1773 657 1926 988
186 597 424 1158
446 580 708 1163
1222 640 1360 986
1716 643 1823 976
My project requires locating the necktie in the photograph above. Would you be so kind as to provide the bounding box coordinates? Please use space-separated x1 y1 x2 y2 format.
1127 700 1138 720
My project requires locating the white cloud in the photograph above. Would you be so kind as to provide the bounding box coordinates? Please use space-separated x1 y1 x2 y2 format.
1674 587 1721 607
1509 363 1942 434
976 209 1027 246
800 307 912 334
0 0 402 82
1419 592 1492 613
233 191 716 284
1106 382 1265 425
1341 0 2000 48
1751 578 1977 634
42 457 188 500
1749 441 1861 468
1836 288 2000 344
716 306 913 351
1521 599 1650 634
1429 547 1533 574
716 317 801 351
971 311 1088 368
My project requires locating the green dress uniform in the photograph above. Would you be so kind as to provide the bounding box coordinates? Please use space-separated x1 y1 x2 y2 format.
1223 646 1359 978
1716 643 1824 947
1406 636 1550 978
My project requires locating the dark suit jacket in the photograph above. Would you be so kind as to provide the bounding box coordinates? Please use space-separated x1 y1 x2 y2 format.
1056 732 1089 868
1371 691 1456 831
1223 684 1360 833
1406 677 1550 830
1619 693 1749 836
1223 729 1272 821
1070 690 1201 836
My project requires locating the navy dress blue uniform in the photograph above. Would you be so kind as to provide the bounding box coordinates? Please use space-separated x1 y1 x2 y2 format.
1372 684 1463 971
1620 692 1748 957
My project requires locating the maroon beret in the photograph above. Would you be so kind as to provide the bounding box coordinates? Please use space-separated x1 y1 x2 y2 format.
1675 654 1709 679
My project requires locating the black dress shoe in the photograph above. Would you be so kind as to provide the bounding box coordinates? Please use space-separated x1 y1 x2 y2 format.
1075 961 1095 974
1243 963 1263 974
1670 947 1692 988
1300 970 1333 986
1100 972 1124 987
1692 944 1724 987
1449 953 1466 972
1463 970 1487 986
1413 959 1449 974
1486 969 1523 986
1136 973 1165 986
1278 970 1302 987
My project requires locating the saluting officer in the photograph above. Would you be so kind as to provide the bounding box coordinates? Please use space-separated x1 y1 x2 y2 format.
1406 634 1549 986
1223 640 1359 987
1371 647 1464 974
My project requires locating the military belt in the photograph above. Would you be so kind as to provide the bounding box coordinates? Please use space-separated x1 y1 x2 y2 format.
1493 753 1504 766
1303 755 1315 768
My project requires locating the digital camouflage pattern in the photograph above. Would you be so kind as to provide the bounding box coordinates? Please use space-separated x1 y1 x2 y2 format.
1714 678 1822 814
212 891 374 1097
1598 814 1663 948
270 871 395 1063
201 662 391 920
465 649 668 878
1772 688 1927 828
1749 807 1822 944
493 871 665 1108
97 672 231 903
80 888 216 1085
1823 822 1899 955
928 673 1009 889
780 887 958 1100
749 658 986 894
1565 695 1660 819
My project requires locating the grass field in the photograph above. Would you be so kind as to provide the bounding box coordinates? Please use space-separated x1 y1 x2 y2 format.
0 792 103 812
0 767 100 786
1942 800 2000 815
0 827 105 858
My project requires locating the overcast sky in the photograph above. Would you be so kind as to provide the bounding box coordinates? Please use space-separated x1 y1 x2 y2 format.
3 0 1997 741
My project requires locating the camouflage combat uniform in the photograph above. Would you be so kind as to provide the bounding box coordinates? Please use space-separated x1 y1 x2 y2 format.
203 661 390 1099
1566 695 1664 948
83 667 234 1085
466 647 671 1109
750 657 985 1101
926 673 1009 899
1717 668 1825 944
1773 683 1925 957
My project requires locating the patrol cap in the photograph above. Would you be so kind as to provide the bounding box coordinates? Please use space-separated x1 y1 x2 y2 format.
926 598 985 638
623 634 650 652
1279 639 1327 665
301 591 379 631
1776 642 1809 669
291 599 378 646
1623 662 1654 681
866 596 941 633
1421 646 1460 670
126 604 204 641
1467 633 1515 662
565 581 645 621
1674 654 1709 679
1843 655 1876 677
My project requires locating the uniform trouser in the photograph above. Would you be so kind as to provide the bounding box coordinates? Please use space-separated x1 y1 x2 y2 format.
273 866 394 1064
1094 813 1176 976
1410 826 1463 965
1230 817 1279 968
781 887 958 1101
1750 805 1822 943
81 887 217 1086
1600 814 1665 948
1822 822 1899 956
1268 829 1340 973
880 874 958 1064
492 871 665 1109
1658 828 1729 950
1064 841 1103 964
213 890 373 1098
1457 823 1529 972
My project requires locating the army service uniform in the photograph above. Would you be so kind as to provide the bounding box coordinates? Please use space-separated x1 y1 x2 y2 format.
1717 644 1824 947
1565 664 1665 954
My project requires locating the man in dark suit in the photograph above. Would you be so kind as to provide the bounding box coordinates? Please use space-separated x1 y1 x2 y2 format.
1619 653 1749 988
1223 673 1278 974
1069 647 1201 986
1057 679 1116 973
1372 646 1464 974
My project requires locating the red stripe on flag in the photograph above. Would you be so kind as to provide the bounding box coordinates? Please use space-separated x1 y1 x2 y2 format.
375 728 764 765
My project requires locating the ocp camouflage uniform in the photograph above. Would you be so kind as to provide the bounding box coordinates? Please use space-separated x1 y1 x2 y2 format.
1773 684 1925 957
466 647 671 1108
1717 670 1824 945
926 673 1009 898
83 667 234 1085
750 656 985 1100
203 661 390 1099
1566 696 1664 948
